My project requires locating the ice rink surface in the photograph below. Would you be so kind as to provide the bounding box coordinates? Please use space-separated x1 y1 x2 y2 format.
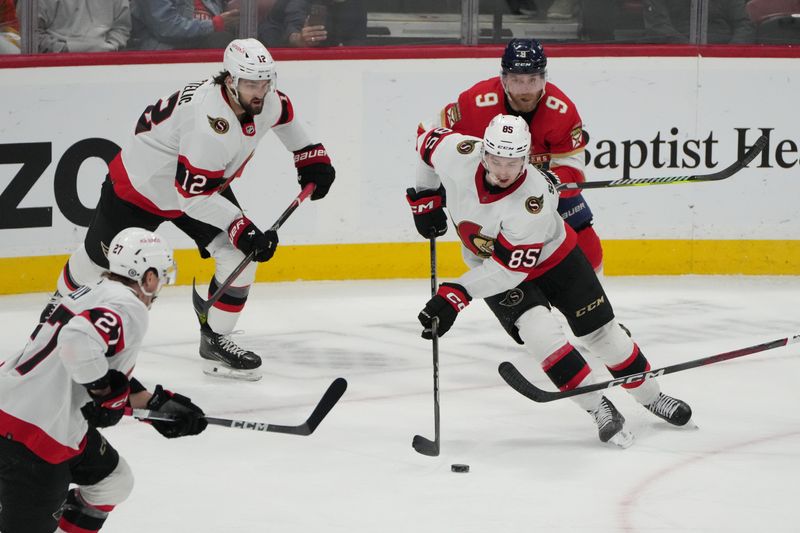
1 276 798 532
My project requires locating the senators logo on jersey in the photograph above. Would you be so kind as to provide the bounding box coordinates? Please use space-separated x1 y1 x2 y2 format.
525 195 544 214
456 140 478 154
207 116 229 134
457 221 495 258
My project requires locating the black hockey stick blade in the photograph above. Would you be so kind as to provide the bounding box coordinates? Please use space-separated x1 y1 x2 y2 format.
263 377 347 435
191 184 315 325
557 134 767 192
499 333 800 403
129 377 347 436
412 434 439 456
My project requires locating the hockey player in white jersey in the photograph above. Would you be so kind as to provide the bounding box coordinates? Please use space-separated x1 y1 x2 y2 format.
0 228 206 533
407 115 692 447
42 38 336 381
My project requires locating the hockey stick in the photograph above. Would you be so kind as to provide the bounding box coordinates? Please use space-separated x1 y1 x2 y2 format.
556 134 767 192
499 334 800 403
192 183 316 325
412 236 441 457
129 377 347 436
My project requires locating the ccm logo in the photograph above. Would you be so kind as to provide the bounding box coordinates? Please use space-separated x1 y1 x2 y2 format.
575 296 605 317
446 293 467 311
294 148 327 163
410 199 437 214
609 369 665 387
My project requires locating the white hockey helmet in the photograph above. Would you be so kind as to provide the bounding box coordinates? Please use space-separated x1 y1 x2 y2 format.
107 228 176 297
223 38 277 98
482 114 531 164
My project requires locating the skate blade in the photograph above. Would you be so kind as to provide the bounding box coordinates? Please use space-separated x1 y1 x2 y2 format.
202 362 262 382
608 429 635 449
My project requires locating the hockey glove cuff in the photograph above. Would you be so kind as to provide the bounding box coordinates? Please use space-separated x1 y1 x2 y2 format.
146 385 208 439
80 369 130 428
418 282 471 339
406 186 448 238
294 144 335 200
228 216 278 262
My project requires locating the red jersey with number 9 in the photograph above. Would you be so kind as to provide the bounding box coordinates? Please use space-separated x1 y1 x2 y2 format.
439 77 586 183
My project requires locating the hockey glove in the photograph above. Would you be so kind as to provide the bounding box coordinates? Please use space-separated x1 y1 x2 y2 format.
228 216 278 262
406 186 448 238
80 369 130 428
294 143 335 200
418 283 471 339
146 385 208 439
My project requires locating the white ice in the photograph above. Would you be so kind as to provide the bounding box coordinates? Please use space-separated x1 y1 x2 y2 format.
1 276 798 532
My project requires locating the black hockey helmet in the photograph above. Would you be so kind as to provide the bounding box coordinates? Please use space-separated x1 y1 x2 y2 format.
501 39 547 75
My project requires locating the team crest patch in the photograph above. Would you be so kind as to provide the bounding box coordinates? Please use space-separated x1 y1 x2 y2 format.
470 234 495 258
499 288 524 307
525 195 544 214
456 140 478 154
208 116 229 134
570 125 583 149
445 103 461 126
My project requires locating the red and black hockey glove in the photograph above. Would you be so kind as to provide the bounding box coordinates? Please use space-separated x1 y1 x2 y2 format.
146 385 208 439
418 282 471 339
406 186 448 238
228 216 278 262
294 143 335 200
80 369 130 428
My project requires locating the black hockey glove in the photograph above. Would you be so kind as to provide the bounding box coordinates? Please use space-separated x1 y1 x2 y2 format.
228 216 278 262
80 369 130 428
294 143 335 200
406 186 448 238
146 385 208 439
418 283 471 339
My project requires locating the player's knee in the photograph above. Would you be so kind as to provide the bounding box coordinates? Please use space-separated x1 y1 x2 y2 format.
79 456 135 508
516 306 569 362
57 246 104 294
207 234 258 285
578 319 633 362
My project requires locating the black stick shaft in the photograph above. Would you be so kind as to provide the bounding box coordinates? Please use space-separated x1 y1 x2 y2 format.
556 135 766 191
500 334 800 403
193 183 315 322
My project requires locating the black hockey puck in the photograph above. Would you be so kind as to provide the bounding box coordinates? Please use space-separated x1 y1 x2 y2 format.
451 464 470 473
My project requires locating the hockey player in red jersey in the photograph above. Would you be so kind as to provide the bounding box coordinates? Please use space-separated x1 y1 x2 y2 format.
41 38 336 381
433 38 604 273
0 228 206 533
407 115 691 447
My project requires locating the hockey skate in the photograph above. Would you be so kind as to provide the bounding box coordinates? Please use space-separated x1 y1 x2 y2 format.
644 393 693 427
200 328 262 381
588 396 634 448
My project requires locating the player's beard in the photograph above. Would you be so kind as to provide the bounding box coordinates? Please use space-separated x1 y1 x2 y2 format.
243 98 264 116
508 91 542 113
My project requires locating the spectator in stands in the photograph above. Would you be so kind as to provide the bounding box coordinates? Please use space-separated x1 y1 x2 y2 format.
506 0 537 16
643 0 756 43
35 0 132 52
129 0 239 50
325 0 366 46
0 0 20 54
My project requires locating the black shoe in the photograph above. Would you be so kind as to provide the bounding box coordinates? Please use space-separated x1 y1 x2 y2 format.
200 329 262 370
645 393 692 426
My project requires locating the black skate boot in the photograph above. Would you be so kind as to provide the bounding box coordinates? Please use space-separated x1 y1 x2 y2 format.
644 393 692 426
588 396 634 448
200 327 262 380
